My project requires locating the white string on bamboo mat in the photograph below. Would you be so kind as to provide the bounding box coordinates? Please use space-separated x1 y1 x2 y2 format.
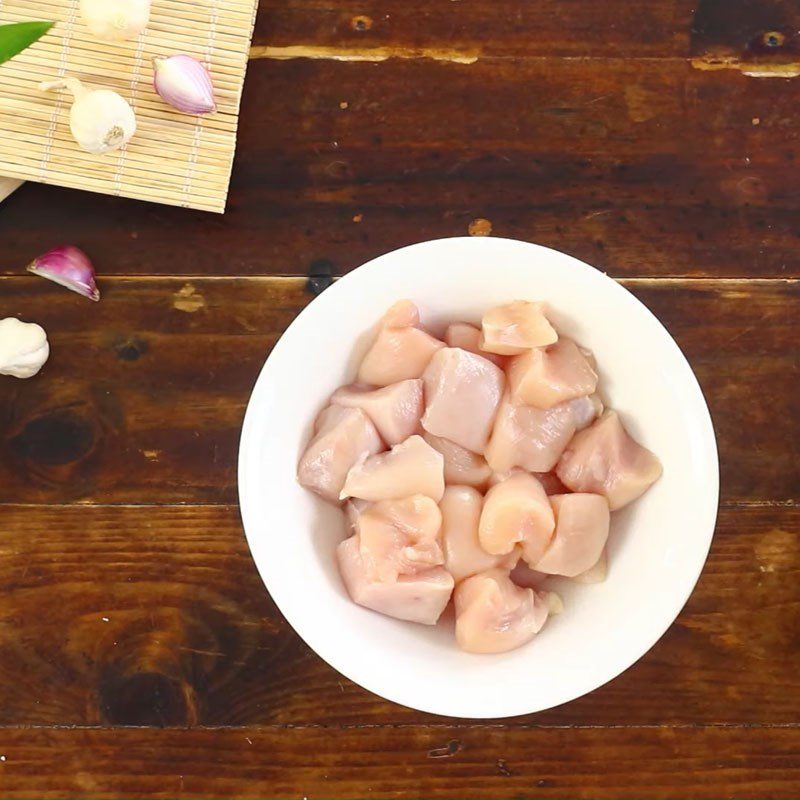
38 0 78 181
181 0 219 207
113 26 147 197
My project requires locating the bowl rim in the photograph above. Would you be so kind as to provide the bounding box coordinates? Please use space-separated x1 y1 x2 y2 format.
238 236 720 718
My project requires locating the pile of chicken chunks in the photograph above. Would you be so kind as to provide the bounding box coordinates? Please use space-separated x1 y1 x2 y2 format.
298 300 662 654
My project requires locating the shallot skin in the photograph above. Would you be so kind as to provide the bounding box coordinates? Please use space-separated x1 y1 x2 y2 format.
27 245 100 301
153 55 217 115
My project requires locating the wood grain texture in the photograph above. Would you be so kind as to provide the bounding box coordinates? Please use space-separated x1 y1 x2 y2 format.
0 724 798 799
0 503 796 728
253 0 696 58
1 56 798 278
0 277 796 504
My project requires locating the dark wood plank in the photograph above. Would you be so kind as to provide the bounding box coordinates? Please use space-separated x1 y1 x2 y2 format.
254 0 695 58
0 277 796 504
0 503 796 727
0 724 797 799
1 57 798 278
691 0 800 77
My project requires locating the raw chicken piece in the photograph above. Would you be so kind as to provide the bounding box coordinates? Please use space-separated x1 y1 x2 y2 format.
578 345 598 372
489 469 568 496
440 486 517 582
479 472 555 565
486 468 527 488
423 432 492 489
480 301 558 355
533 493 610 577
337 535 453 625
454 568 549 653
444 322 505 367
357 300 444 387
344 498 371 533
556 410 663 510
356 495 444 582
332 380 423 446
508 337 598 408
341 434 445 502
422 347 505 454
509 560 549 589
485 392 577 473
568 394 604 431
298 406 383 502
572 548 608 584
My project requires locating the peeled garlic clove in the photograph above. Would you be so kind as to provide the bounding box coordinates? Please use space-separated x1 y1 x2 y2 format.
28 245 100 302
80 0 150 41
40 78 136 155
0 318 49 379
153 55 216 115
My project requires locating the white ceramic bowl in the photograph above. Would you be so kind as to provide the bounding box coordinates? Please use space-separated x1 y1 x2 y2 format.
239 237 719 718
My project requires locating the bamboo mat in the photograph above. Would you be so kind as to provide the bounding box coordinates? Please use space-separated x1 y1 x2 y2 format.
0 0 258 213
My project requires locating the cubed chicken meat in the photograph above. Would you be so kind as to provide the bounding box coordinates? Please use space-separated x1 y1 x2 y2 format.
572 547 608 584
508 337 598 408
556 410 663 510
341 434 445 502
332 379 424 446
568 393 604 431
533 493 610 577
357 300 445 386
440 486 517 582
422 347 505 454
479 472 555 565
489 470 568 496
356 495 444 581
485 392 577 473
454 568 549 653
344 498 371 533
298 406 383 502
337 536 453 625
423 432 492 489
579 344 598 372
444 322 505 367
480 301 558 355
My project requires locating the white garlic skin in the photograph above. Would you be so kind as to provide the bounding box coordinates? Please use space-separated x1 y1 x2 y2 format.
80 0 151 41
70 88 137 154
0 318 50 379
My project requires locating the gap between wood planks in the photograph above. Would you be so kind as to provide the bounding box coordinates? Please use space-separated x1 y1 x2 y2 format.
249 46 800 77
0 275 793 285
0 722 796 731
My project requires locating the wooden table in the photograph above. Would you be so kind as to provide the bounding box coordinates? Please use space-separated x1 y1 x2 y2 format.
1 1 798 797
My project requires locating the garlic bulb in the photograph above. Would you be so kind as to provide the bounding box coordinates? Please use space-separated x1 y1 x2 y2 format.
80 0 150 41
40 78 136 154
0 318 49 379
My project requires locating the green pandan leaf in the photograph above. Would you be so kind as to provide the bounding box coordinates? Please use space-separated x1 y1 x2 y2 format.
0 21 54 65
